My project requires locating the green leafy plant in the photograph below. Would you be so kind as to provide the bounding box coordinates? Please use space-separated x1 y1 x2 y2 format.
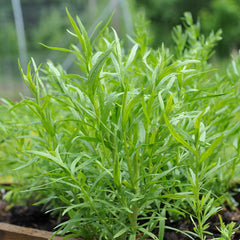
137 0 240 56
212 215 240 240
1 10 240 240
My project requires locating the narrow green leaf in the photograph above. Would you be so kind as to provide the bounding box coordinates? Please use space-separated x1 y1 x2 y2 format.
232 60 239 76
112 28 122 63
188 168 196 186
39 43 76 54
66 8 86 53
91 12 114 47
76 15 92 57
111 52 121 77
122 92 142 130
113 144 121 188
62 203 90 216
151 61 160 87
125 43 138 68
160 192 190 199
158 90 165 112
166 75 176 90
194 110 205 147
141 94 150 123
159 208 166 240
165 93 175 115
14 157 38 170
18 60 36 96
138 227 159 240
199 135 222 164
113 227 129 239
164 113 195 153
88 48 112 95
28 150 69 172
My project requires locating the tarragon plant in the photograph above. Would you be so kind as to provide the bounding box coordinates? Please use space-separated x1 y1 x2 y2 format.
1 10 240 240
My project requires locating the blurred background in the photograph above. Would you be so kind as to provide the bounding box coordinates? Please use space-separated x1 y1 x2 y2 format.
1 0 240 99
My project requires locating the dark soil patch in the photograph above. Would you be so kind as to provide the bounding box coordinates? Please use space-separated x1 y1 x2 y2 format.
2 204 59 231
1 184 240 239
0 200 60 231
0 186 63 231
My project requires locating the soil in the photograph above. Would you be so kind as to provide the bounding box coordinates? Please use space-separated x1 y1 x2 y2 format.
1 185 240 240
0 186 63 232
0 201 61 232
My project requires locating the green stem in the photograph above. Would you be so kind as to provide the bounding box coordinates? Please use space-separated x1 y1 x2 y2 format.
123 132 134 186
70 175 114 235
131 204 138 236
194 143 204 240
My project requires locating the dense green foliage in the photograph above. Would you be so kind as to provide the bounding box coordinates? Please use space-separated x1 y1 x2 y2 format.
1 10 240 240
0 0 108 86
137 0 240 56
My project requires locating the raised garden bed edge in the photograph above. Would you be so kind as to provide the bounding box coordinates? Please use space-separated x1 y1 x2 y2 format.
0 222 83 240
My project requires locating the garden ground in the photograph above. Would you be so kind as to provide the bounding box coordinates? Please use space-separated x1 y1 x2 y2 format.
1 183 240 240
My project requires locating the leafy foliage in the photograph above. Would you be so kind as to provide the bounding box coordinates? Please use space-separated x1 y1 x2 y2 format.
137 0 240 56
1 11 240 240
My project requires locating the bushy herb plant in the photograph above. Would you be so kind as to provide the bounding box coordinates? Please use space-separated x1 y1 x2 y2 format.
1 11 240 240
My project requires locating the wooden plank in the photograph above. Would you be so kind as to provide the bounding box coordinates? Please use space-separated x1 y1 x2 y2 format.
0 222 82 240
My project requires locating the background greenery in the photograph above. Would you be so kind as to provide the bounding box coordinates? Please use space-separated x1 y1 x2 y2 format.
137 0 240 56
1 0 240 99
1 0 136 98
